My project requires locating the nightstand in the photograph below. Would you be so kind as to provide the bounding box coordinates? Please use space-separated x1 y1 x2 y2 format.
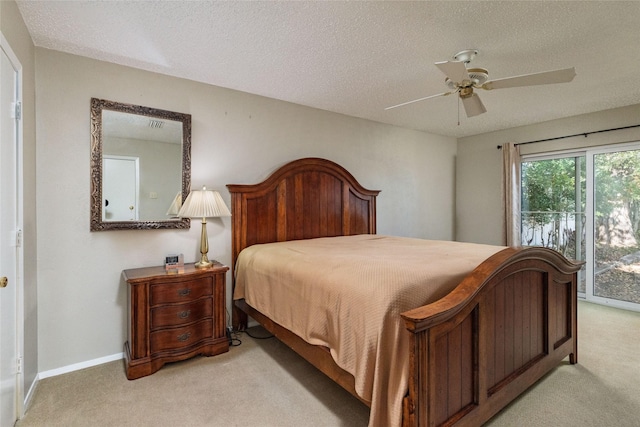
123 261 229 379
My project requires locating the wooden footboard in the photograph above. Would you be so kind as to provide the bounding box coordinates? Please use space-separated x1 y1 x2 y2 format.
233 245 581 427
401 246 582 427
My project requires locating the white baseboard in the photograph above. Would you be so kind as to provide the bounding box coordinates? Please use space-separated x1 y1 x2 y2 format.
38 352 124 380
23 374 39 415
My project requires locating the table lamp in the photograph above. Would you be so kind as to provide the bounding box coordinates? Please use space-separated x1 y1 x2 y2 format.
177 186 231 268
166 191 182 217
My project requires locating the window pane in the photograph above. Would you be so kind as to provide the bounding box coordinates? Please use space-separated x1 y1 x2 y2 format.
594 150 640 304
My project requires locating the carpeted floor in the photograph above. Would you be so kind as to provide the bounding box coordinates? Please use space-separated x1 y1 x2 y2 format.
16 301 640 427
486 301 640 427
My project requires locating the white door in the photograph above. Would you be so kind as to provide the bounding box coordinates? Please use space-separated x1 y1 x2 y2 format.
103 156 139 221
0 36 20 427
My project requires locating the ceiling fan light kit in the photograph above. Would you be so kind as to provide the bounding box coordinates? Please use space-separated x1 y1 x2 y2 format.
386 49 576 119
459 87 474 99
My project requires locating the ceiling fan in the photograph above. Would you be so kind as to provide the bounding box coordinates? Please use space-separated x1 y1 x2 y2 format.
385 49 576 118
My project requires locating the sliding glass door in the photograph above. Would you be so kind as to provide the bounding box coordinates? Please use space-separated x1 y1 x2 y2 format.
521 143 640 311
589 146 640 309
521 154 586 294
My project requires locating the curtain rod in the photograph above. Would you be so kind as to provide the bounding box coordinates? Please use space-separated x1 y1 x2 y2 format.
496 124 640 150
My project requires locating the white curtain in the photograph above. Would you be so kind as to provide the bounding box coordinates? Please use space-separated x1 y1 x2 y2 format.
502 143 521 247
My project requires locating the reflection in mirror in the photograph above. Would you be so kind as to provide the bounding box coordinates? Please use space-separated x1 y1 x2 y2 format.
90 98 191 231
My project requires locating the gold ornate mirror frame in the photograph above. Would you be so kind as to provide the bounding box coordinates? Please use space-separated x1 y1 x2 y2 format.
90 98 191 231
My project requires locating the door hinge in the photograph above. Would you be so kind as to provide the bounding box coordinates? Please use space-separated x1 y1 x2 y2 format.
16 357 23 374
12 101 22 120
16 229 22 248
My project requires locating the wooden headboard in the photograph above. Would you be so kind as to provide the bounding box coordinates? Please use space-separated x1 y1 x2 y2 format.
226 157 380 267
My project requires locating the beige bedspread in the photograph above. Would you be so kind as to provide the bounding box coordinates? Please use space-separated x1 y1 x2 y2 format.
234 235 504 427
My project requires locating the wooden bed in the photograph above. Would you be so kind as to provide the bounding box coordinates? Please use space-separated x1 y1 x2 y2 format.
227 157 582 427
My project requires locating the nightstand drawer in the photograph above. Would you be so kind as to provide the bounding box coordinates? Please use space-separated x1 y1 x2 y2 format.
150 320 213 353
151 298 213 329
150 277 213 305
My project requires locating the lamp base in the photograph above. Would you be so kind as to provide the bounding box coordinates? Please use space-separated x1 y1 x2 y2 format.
195 260 213 269
195 218 213 269
195 254 213 269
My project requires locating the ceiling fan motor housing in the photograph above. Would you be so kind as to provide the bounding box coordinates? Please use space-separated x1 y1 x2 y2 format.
467 68 489 86
445 67 489 91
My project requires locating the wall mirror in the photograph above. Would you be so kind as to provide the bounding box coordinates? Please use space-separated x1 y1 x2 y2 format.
90 98 191 231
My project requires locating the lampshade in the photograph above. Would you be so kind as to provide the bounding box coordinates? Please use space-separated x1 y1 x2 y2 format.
166 192 183 216
177 186 231 219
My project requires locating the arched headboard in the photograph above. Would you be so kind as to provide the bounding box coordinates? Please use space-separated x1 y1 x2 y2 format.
227 157 380 268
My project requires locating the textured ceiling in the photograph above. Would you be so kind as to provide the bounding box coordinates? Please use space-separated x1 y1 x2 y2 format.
16 1 640 138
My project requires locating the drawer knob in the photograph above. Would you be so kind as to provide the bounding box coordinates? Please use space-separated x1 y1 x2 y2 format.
177 310 191 319
177 288 191 297
177 332 192 342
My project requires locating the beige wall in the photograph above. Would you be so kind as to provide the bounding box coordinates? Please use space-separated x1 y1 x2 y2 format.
456 103 640 245
1 0 37 406
35 48 457 371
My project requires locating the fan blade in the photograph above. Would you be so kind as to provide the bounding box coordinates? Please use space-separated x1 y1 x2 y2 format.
482 67 576 90
461 93 487 117
435 61 470 84
384 91 453 110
